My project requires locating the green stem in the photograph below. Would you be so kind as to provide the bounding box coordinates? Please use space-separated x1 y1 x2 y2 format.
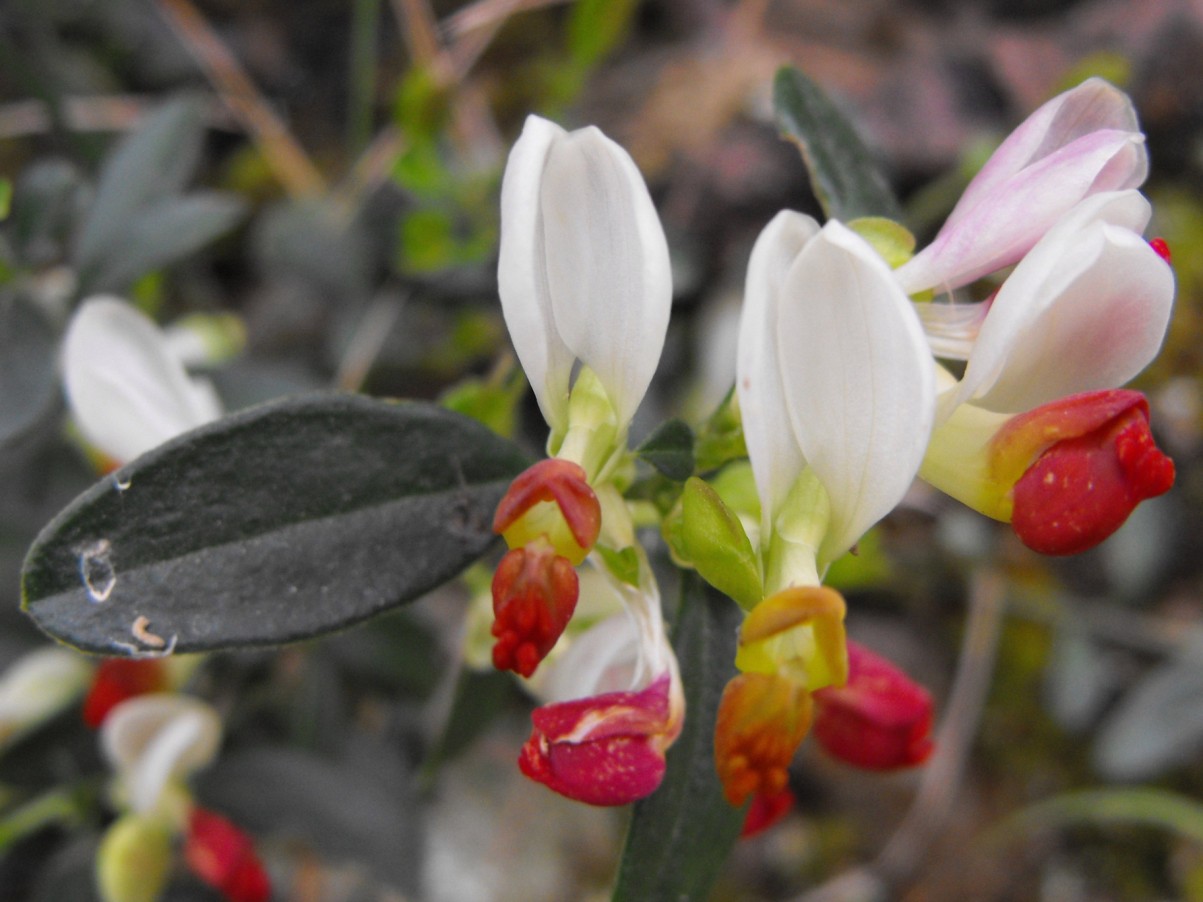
0 782 98 852
347 0 381 158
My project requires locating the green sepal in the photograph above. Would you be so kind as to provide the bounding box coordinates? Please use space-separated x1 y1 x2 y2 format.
676 477 762 610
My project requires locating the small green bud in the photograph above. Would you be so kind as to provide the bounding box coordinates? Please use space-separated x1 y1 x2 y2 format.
848 217 916 269
96 814 174 902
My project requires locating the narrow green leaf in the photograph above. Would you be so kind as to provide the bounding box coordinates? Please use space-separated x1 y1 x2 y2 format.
612 573 746 901
678 477 762 610
89 193 246 292
991 788 1203 847
0 292 61 447
22 395 530 655
74 97 206 277
636 418 695 481
773 66 901 221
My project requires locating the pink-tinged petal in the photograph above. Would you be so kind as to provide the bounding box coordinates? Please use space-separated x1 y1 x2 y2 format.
741 789 795 838
957 192 1172 415
776 222 935 567
738 210 821 526
950 78 1143 226
62 297 222 464
812 641 933 770
998 390 1175 555
518 674 675 806
540 126 671 430
895 79 1146 295
498 115 576 434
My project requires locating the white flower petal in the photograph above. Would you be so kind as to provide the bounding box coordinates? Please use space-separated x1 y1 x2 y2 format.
62 297 222 464
776 222 935 567
737 210 821 525
0 648 91 742
498 115 576 435
534 612 641 703
101 694 221 814
539 126 671 428
957 191 1170 412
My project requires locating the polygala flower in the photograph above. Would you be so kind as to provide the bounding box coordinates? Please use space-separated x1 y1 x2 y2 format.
517 548 684 806
893 77 1176 554
709 212 937 807
62 296 223 466
491 115 681 805
96 694 271 902
100 693 222 817
490 114 672 680
916 190 1175 553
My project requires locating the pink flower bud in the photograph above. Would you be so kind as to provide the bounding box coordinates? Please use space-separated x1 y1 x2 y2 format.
518 673 678 806
812 641 933 770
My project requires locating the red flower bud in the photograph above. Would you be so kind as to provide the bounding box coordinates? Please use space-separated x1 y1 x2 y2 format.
1000 390 1174 555
714 673 812 808
82 659 168 728
184 808 271 902
812 641 933 770
493 458 601 557
741 789 795 838
518 674 676 806
491 539 579 677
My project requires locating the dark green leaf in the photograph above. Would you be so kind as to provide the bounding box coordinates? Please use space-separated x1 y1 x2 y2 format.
88 193 246 292
74 97 206 278
612 573 746 902
22 395 529 654
0 293 61 447
636 418 695 481
773 66 901 221
11 161 87 267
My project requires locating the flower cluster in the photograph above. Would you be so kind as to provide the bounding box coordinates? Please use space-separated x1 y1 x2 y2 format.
487 116 682 806
488 76 1175 818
